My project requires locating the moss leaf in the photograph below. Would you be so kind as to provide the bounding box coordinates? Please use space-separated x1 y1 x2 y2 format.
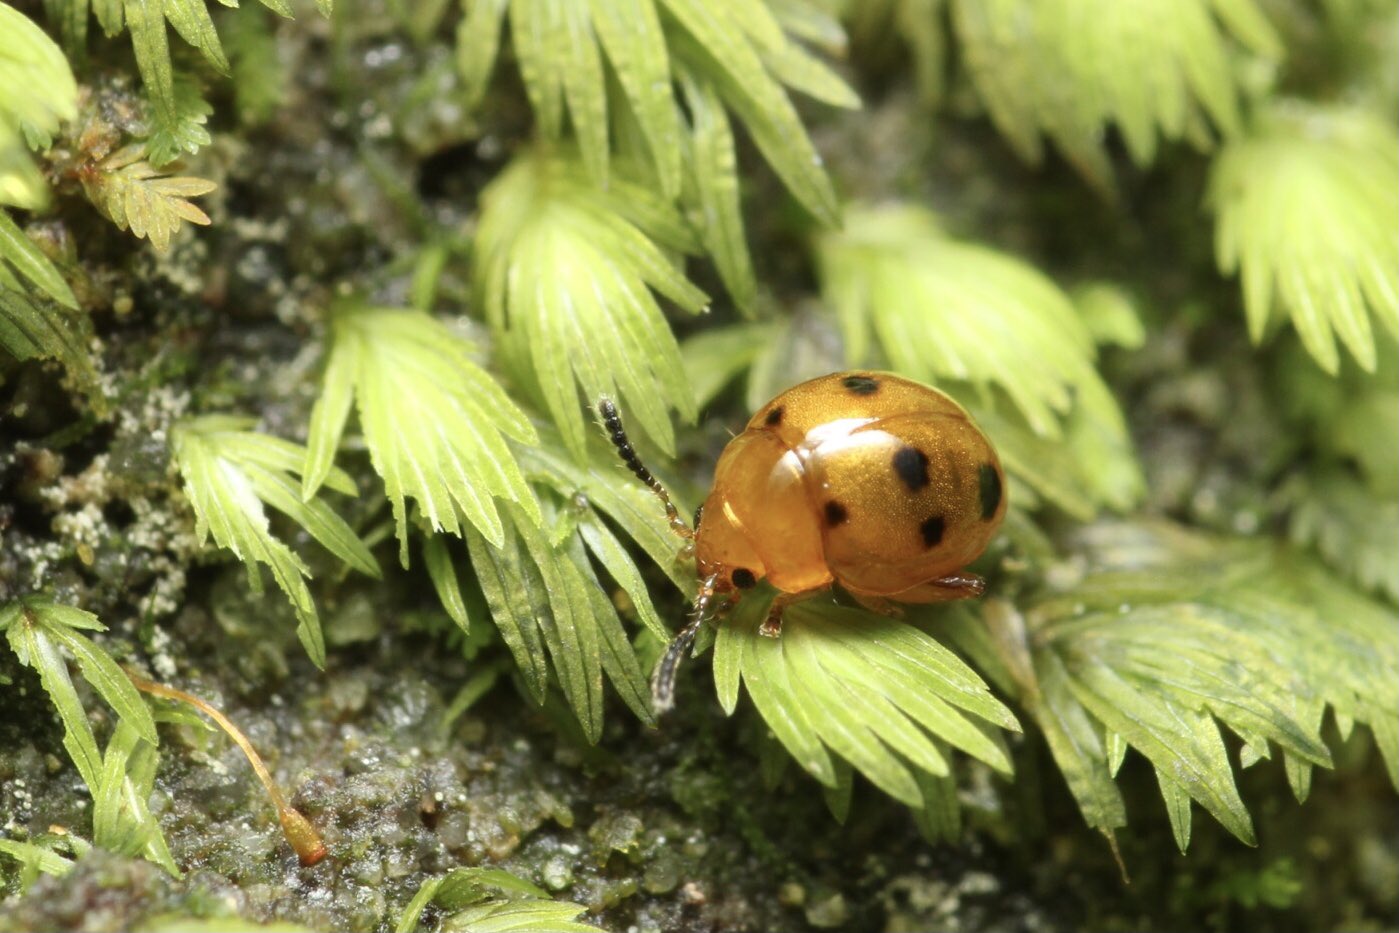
1 598 176 874
1289 469 1399 604
714 595 1019 807
81 144 216 252
818 204 1099 435
816 202 1143 516
475 150 704 460
173 415 378 668
1209 102 1399 374
466 497 656 742
678 68 756 314
303 304 540 561
145 74 214 166
0 2 79 209
0 839 75 882
952 0 1279 190
1019 521 1399 846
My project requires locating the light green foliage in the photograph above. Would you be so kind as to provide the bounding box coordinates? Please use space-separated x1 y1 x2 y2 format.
677 69 756 313
145 75 213 166
0 9 90 382
303 304 541 562
1209 101 1399 374
475 150 704 460
1290 470 1399 604
457 0 853 225
463 497 656 742
79 144 216 252
0 2 78 208
950 0 1280 189
396 866 604 933
959 522 1399 851
1276 346 1399 602
223 11 286 126
0 598 176 874
172 415 380 668
816 203 1144 517
422 421 688 738
0 210 95 385
0 838 76 887
819 204 1099 434
45 0 329 163
712 595 1020 809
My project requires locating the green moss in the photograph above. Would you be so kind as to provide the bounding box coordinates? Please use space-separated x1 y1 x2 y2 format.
2 0 1397 931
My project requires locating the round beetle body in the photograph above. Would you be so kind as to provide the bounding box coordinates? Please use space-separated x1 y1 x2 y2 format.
598 370 1006 710
694 371 1006 606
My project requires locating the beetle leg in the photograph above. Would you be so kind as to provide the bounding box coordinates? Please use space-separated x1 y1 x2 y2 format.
758 592 795 637
889 573 986 603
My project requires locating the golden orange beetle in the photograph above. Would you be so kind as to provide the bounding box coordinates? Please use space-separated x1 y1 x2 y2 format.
599 371 1007 710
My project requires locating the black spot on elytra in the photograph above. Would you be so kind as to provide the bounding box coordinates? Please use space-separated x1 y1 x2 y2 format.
892 446 931 492
823 501 848 526
978 463 1003 520
731 568 757 589
764 406 784 426
841 375 879 395
920 515 945 548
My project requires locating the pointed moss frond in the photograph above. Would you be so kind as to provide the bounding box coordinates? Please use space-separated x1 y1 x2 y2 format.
1209 102 1399 374
677 67 756 314
396 867 605 933
0 209 95 384
223 10 287 126
456 0 854 225
375 414 679 740
517 424 693 603
172 415 380 668
0 2 79 209
0 285 93 383
463 495 656 742
90 719 178 874
80 144 216 252
815 202 1144 516
1275 341 1398 493
983 522 1398 849
0 598 175 874
951 0 1280 189
661 0 856 226
1289 469 1399 604
475 149 705 461
302 304 541 561
48 0 329 162
712 595 1020 808
967 387 1144 521
0 210 77 309
818 204 1100 435
0 838 76 887
144 74 213 167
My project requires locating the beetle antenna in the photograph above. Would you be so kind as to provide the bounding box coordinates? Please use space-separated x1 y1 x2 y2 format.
598 397 693 541
652 571 720 713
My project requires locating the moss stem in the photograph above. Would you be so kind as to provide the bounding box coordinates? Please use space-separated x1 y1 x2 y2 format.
124 670 328 867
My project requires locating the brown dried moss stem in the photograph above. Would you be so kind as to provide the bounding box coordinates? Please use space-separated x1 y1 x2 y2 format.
124 670 327 867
